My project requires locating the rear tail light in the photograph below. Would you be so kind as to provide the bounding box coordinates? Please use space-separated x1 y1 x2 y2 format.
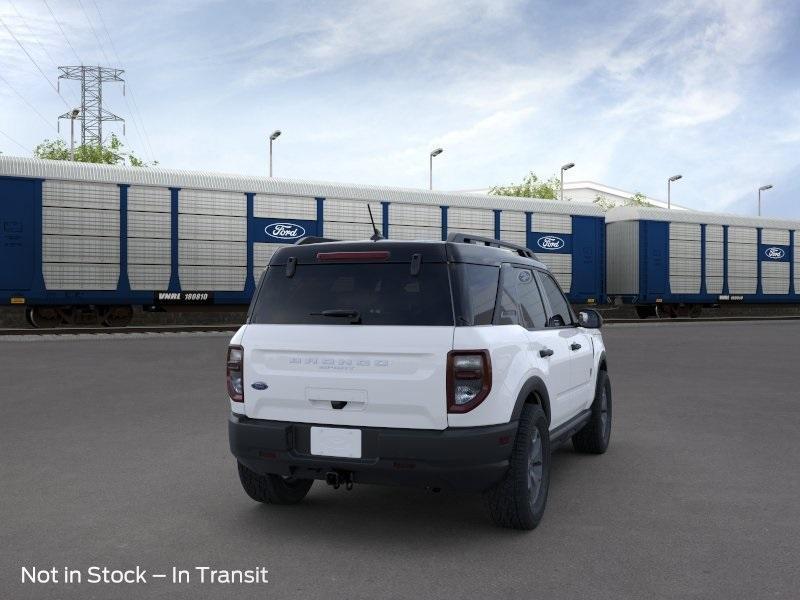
227 345 244 402
447 350 491 413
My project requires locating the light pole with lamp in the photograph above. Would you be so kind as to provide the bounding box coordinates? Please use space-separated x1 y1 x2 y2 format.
667 174 682 209
429 148 443 190
560 162 575 202
758 184 773 216
269 130 281 177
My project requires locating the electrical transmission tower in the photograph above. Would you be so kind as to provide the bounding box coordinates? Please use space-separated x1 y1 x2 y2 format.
57 66 125 146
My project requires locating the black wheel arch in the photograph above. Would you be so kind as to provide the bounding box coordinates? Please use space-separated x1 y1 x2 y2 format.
510 376 552 425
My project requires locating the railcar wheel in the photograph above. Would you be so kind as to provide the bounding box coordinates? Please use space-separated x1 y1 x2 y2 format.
25 307 35 327
102 305 133 327
29 307 62 328
635 305 656 319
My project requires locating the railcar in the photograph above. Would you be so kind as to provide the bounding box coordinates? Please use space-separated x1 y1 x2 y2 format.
606 206 800 317
0 157 605 327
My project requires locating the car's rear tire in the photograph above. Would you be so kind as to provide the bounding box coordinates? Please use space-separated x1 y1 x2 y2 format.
484 404 551 530
572 370 612 454
237 462 314 504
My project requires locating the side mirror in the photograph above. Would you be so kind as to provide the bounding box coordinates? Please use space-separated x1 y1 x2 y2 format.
547 314 565 328
578 309 603 329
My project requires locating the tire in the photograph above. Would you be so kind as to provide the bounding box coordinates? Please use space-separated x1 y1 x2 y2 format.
102 305 133 327
635 305 654 319
572 370 612 454
237 462 313 505
484 404 551 530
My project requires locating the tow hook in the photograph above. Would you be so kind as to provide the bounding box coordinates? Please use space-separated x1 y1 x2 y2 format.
325 470 354 491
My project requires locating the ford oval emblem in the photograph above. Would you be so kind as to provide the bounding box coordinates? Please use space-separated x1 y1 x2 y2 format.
265 222 306 240
765 247 785 260
251 382 268 390
537 235 565 250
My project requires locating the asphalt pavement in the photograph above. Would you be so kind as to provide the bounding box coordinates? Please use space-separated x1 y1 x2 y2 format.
1 321 798 599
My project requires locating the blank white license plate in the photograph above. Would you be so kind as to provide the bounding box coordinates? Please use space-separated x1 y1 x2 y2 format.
310 427 362 458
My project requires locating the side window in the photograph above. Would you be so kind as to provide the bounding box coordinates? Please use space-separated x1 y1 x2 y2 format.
538 272 574 327
494 266 547 329
514 268 547 329
452 264 499 325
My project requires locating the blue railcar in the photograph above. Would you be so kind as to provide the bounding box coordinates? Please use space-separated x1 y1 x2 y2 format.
0 157 606 326
606 206 800 317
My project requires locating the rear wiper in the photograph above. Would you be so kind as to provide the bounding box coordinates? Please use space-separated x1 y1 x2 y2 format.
310 309 362 324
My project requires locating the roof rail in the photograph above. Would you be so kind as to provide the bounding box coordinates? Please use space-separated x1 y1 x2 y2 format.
294 236 338 245
446 232 537 260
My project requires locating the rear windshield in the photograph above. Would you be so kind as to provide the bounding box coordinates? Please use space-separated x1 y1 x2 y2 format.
249 262 454 326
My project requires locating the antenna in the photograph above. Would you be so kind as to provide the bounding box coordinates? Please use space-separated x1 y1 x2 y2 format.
367 204 383 241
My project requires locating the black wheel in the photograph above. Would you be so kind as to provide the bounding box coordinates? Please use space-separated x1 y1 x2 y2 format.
25 307 35 327
635 305 655 319
29 307 62 328
102 305 133 327
484 404 551 530
237 462 313 505
573 370 612 454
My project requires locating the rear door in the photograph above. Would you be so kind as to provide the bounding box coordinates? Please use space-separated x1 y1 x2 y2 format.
242 257 454 430
0 178 35 290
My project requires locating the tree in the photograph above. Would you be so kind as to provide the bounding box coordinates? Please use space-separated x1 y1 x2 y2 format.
33 134 156 167
593 190 654 212
489 172 562 199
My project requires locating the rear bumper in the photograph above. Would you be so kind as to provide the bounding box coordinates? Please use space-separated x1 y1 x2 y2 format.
229 414 518 492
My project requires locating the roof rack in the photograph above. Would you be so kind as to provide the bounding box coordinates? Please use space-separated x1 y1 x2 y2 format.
294 236 338 245
446 232 538 260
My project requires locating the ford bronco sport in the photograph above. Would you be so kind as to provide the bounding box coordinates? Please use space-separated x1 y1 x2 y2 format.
228 233 611 530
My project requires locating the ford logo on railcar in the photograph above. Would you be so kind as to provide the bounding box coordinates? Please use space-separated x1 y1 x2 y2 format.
265 222 305 240
765 247 785 260
537 235 565 250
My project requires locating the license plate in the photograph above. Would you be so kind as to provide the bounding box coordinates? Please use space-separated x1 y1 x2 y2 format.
310 427 362 458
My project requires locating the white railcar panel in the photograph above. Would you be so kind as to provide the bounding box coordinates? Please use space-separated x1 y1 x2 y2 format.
669 239 701 259
179 188 246 216
761 261 789 294
761 229 790 245
706 241 724 260
43 206 119 238
669 222 701 241
129 265 171 290
179 266 246 291
728 278 757 294
447 227 495 241
728 261 758 277
727 244 757 261
179 240 246 266
706 276 723 294
128 211 170 239
705 258 724 279
500 211 526 232
43 263 119 290
323 199 383 225
254 195 317 220
795 230 800 292
388 203 441 227
42 180 118 210
388 224 441 241
537 253 571 292
179 214 247 241
324 221 383 240
447 207 494 230
128 238 170 264
670 276 701 294
532 213 571 234
499 229 526 247
128 186 170 213
43 235 119 263
669 258 701 276
728 226 757 244
706 224 724 242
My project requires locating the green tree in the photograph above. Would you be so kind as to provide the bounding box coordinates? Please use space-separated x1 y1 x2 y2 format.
489 172 562 199
33 134 156 167
593 191 654 212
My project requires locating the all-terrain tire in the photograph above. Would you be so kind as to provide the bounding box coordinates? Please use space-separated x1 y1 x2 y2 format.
237 462 314 504
572 370 612 454
484 404 551 530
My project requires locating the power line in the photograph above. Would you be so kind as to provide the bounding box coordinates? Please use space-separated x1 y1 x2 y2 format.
43 0 84 66
89 0 156 162
75 0 111 64
0 72 58 131
0 127 31 153
8 0 81 107
0 15 70 108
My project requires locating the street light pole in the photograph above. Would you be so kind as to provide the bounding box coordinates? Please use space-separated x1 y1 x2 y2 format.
667 174 682 209
758 184 773 216
269 130 281 177
429 148 443 190
560 162 575 201
69 108 80 161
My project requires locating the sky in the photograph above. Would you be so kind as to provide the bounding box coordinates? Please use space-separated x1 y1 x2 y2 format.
1 0 800 218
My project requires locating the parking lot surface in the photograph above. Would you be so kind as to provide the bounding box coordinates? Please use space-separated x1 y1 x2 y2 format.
1 321 799 599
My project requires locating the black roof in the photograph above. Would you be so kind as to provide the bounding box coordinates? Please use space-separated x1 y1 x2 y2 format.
269 238 548 270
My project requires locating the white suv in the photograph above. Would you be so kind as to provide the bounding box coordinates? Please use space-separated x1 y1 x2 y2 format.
227 234 611 530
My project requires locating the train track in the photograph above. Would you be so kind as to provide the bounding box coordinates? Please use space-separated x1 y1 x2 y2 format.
2 315 800 336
